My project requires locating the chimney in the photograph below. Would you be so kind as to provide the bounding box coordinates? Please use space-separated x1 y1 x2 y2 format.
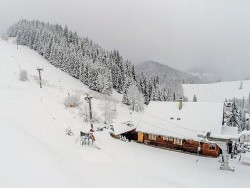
178 98 183 110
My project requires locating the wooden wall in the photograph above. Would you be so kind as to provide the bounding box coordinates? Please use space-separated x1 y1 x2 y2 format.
202 143 220 157
140 132 220 157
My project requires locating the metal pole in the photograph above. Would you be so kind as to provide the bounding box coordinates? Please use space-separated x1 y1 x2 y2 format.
85 94 93 128
37 68 43 88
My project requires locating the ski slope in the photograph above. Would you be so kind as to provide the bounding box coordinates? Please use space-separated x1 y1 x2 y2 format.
0 38 250 188
183 80 250 102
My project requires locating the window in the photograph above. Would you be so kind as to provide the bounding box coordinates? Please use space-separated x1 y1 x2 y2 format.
163 136 168 140
148 134 156 140
168 137 174 142
174 138 182 145
209 143 216 151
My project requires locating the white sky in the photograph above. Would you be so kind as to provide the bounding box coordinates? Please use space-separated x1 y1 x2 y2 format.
1 0 250 80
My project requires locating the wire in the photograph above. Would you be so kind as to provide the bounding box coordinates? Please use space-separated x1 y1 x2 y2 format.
113 104 205 134
143 111 204 133
118 111 193 139
85 96 206 139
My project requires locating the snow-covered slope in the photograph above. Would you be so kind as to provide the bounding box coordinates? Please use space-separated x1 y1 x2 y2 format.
0 38 250 188
183 80 250 102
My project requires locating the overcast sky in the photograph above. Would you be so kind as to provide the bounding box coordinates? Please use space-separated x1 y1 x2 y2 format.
1 0 250 80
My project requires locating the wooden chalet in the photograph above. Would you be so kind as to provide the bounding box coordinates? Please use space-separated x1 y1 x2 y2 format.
136 100 231 157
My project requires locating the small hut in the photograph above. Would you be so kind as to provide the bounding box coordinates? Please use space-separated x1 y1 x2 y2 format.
110 121 137 141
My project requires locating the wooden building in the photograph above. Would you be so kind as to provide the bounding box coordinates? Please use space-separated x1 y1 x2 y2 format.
137 131 220 157
136 100 231 157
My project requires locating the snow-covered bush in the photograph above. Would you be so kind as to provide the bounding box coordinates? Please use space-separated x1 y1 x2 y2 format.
19 70 29 81
64 94 80 107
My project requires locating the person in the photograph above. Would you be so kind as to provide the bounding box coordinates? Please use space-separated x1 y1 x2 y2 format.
89 128 95 144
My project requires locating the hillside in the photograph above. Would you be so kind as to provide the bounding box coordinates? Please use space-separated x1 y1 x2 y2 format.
135 61 202 97
0 39 250 188
189 72 219 83
7 20 185 105
183 80 250 102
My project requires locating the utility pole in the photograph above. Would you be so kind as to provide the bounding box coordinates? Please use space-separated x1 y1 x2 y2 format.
37 67 43 88
17 29 21 50
85 93 93 128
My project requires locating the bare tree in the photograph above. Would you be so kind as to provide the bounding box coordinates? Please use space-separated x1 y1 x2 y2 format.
99 95 117 124
127 84 144 111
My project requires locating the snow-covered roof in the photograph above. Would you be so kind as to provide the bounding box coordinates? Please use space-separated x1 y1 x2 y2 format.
137 101 224 141
112 121 136 135
221 125 238 136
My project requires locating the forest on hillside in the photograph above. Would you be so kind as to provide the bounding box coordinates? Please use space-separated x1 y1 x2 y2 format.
7 20 186 106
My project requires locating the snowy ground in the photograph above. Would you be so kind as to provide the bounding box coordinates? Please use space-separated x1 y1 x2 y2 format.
0 38 250 188
183 80 250 102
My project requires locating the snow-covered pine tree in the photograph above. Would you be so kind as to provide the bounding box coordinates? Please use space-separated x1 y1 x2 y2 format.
127 84 144 111
172 92 176 101
227 100 240 129
238 110 247 133
122 88 129 105
7 19 176 105
248 92 250 112
122 77 134 105
193 95 197 102
150 77 160 101
96 67 113 95
239 81 243 90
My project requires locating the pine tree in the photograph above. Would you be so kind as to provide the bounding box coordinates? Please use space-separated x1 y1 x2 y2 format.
96 68 112 94
248 92 250 112
239 81 243 90
238 110 247 133
6 19 170 103
172 92 176 101
122 88 129 105
127 84 144 111
193 95 197 102
63 25 69 42
227 100 240 129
